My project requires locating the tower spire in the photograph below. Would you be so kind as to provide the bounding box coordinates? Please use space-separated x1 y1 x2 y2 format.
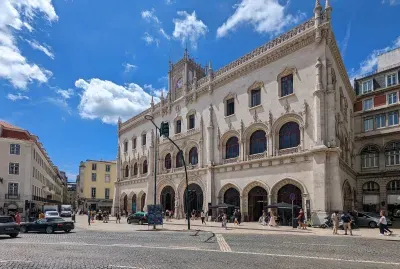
325 0 332 20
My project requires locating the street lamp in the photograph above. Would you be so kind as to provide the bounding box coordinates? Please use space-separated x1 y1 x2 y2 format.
144 114 191 230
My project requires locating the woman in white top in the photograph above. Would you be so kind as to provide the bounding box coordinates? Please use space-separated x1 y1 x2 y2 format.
268 210 277 227
379 210 392 236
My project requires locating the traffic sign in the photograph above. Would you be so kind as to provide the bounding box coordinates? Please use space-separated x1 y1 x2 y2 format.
289 193 296 201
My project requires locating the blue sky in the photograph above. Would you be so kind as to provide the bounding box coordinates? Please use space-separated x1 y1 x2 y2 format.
1 0 399 181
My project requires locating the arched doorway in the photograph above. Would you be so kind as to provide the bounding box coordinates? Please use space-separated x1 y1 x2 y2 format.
132 194 137 213
343 182 353 212
277 184 302 226
387 180 400 217
184 183 203 214
248 186 268 221
160 186 175 212
224 188 240 207
141 193 146 211
123 195 128 213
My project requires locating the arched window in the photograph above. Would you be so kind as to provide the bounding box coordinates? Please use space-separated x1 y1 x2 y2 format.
362 181 380 192
133 163 138 176
226 137 239 159
124 165 129 178
361 146 379 169
142 160 148 174
385 141 400 166
250 130 266 155
165 153 172 169
176 151 183 168
387 180 400 191
279 122 300 149
189 147 198 165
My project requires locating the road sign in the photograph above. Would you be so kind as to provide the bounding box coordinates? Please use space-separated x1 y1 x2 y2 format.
289 193 296 201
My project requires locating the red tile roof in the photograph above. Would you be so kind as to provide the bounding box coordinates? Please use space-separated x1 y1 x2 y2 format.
0 121 23 130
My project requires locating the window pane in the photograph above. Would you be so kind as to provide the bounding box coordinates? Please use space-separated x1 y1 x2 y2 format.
364 118 373 131
376 114 386 128
251 89 261 107
226 98 235 116
281 74 294 97
176 120 181 133
363 99 373 110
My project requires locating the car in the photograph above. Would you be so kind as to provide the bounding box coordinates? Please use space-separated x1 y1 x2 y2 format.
0 216 20 238
356 212 392 228
127 212 148 225
45 211 60 218
20 217 74 234
60 211 72 217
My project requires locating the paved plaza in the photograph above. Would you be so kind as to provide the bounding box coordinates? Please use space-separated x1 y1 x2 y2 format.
0 217 400 269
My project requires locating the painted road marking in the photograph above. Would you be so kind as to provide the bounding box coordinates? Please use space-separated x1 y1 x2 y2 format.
0 259 32 263
216 234 232 252
4 241 400 266
109 266 144 269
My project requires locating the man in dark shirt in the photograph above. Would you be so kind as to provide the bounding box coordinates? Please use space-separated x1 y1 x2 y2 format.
341 211 353 236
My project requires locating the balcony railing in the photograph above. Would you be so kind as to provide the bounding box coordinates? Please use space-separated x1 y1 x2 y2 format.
5 194 20 199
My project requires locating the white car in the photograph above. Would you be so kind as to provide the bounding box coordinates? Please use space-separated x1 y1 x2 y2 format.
45 211 60 218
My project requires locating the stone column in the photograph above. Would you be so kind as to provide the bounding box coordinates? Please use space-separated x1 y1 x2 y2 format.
312 150 328 225
326 60 336 147
313 58 325 146
207 105 214 165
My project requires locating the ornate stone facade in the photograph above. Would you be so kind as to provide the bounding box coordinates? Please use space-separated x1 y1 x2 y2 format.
112 1 357 224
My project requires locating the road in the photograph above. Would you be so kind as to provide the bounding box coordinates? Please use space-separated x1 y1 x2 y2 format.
0 226 399 269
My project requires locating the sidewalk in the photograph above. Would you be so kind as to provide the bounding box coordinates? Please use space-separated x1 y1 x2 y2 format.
74 215 400 240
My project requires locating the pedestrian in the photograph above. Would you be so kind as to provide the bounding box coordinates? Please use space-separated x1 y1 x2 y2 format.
15 212 21 225
116 212 121 223
222 213 228 229
268 210 277 227
331 211 340 235
297 209 306 230
233 209 238 226
201 210 206 225
39 211 44 219
88 211 91 226
237 210 241 225
260 210 267 226
341 211 353 236
379 210 392 236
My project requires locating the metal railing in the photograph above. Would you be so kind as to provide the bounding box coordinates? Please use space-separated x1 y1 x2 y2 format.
5 193 20 199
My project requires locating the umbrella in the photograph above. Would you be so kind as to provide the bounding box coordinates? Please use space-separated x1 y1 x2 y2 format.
265 202 300 209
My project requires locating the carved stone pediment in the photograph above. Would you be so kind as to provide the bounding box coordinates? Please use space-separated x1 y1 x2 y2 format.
223 92 237 101
277 66 297 80
247 81 264 92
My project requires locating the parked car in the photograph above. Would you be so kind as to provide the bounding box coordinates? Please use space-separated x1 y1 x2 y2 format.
0 216 20 238
20 217 74 234
355 212 392 228
45 211 60 218
127 212 148 225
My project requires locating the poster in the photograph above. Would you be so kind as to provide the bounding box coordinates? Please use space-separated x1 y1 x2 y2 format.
147 204 163 226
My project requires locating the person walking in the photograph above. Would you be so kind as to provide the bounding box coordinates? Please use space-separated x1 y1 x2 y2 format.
260 210 267 226
268 210 277 227
341 211 353 236
379 210 392 236
297 209 306 230
237 210 242 225
116 212 121 223
15 212 21 225
222 213 228 230
233 209 238 226
39 211 44 219
88 211 91 226
331 211 340 235
200 211 206 225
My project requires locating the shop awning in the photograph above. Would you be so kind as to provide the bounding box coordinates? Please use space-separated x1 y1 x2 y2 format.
363 195 379 204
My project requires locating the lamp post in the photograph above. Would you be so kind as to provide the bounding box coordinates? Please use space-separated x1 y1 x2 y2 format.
144 114 191 230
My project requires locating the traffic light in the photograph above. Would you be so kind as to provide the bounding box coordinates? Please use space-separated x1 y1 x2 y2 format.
160 122 169 137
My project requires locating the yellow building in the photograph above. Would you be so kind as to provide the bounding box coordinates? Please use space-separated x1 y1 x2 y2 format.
77 160 116 212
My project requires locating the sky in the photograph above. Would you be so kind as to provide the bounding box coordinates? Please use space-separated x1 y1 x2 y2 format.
1 0 400 181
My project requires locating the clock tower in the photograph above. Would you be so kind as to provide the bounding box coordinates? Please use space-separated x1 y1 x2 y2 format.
168 49 206 102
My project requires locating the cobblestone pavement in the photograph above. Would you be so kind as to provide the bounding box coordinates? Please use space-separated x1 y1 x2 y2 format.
0 227 399 269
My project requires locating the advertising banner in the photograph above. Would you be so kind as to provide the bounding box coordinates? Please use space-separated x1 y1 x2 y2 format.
147 204 163 226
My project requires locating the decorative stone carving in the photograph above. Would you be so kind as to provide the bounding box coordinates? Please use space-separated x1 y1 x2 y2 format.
227 118 233 130
247 81 264 92
208 104 214 128
277 67 297 80
175 105 181 113
269 111 273 130
240 120 245 136
283 99 291 113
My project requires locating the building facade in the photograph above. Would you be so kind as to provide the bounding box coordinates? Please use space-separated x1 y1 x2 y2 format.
112 1 357 224
353 48 400 218
0 121 63 217
66 182 77 210
60 171 68 204
77 160 116 212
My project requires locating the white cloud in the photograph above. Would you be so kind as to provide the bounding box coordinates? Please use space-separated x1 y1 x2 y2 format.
144 84 167 98
142 32 159 46
25 39 54 59
45 97 71 114
56 88 74 99
165 0 175 4
0 0 57 89
159 28 171 40
75 78 156 124
216 0 305 38
123 63 137 73
173 11 208 49
382 0 400 5
141 9 161 24
6 93 29 101
350 36 400 81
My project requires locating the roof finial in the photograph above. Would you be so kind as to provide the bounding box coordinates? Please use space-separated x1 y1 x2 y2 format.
151 95 154 106
315 0 321 8
184 41 188 59
325 0 330 8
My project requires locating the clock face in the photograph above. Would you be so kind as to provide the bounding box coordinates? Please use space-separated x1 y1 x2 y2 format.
176 78 183 89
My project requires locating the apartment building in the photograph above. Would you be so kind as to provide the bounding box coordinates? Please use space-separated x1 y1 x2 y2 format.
0 121 63 217
77 160 116 212
353 48 400 217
